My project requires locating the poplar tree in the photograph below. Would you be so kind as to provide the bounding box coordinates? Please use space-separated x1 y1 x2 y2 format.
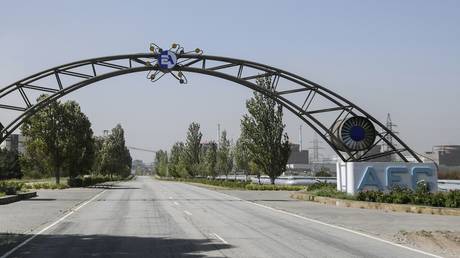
184 122 202 177
241 77 291 184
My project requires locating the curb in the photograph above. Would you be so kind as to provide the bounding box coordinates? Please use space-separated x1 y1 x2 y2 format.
291 192 460 216
0 192 37 205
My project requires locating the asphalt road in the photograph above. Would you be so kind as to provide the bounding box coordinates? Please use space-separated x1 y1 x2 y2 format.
1 176 442 258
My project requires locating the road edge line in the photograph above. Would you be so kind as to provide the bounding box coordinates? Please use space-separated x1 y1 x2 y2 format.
162 179 443 257
205 189 443 258
1 189 107 258
245 200 443 258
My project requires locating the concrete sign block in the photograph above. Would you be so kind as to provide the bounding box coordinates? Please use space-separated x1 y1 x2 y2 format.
336 162 437 195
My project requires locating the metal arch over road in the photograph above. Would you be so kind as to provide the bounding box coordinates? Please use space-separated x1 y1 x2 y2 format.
0 50 422 162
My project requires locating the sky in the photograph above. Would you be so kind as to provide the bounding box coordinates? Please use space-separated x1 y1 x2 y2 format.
0 0 459 163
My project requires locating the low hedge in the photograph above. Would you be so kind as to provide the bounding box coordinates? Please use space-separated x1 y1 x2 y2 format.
356 187 460 208
245 184 305 191
67 175 121 187
24 182 68 190
170 178 250 189
306 182 336 192
0 181 25 195
305 182 460 208
159 177 305 191
306 182 353 199
1 174 133 193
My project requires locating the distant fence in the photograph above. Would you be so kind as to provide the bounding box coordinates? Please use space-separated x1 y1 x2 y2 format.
213 175 460 189
214 175 336 185
438 180 460 191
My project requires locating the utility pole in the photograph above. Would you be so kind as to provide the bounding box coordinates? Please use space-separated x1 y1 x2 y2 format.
217 123 221 146
384 113 398 161
311 133 320 162
309 133 323 174
299 125 303 152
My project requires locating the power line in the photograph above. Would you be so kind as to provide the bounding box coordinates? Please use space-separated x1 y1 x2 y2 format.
127 146 157 153
309 133 323 163
383 113 398 161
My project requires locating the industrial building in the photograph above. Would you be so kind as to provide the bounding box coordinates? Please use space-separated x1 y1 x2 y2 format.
286 143 309 170
365 145 392 162
425 145 460 167
0 134 26 153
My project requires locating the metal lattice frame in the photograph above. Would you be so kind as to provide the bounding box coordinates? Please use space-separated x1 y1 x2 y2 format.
0 53 422 162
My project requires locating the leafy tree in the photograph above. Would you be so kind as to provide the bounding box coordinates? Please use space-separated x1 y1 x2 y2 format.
154 150 168 177
184 122 202 177
249 160 262 183
21 96 95 183
21 97 62 183
168 142 185 177
217 131 233 179
234 136 251 176
61 101 95 178
99 124 132 178
241 77 291 184
0 149 22 180
91 136 106 174
203 141 217 178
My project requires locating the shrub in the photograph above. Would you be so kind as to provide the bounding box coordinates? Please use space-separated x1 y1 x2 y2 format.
357 190 383 202
160 177 250 189
445 190 460 208
67 177 83 187
67 175 123 187
0 149 22 180
307 182 336 192
354 187 460 208
24 182 68 190
388 185 412 204
306 182 352 199
429 192 446 207
0 181 25 195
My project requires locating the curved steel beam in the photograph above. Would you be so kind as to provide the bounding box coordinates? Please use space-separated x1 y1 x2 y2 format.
0 53 422 162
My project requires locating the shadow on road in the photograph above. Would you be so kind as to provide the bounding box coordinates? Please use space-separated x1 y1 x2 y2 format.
0 233 233 257
22 198 57 201
96 186 141 190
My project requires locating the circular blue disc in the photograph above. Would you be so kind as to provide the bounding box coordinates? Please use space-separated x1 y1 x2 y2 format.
350 126 365 141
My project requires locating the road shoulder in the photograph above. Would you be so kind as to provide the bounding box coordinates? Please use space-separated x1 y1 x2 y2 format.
0 187 104 255
186 183 460 257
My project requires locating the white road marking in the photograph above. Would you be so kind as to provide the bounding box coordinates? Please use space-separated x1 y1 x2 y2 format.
1 190 107 258
184 210 192 216
242 199 442 258
163 178 444 257
196 188 442 258
169 196 173 199
173 201 179 206
212 233 228 244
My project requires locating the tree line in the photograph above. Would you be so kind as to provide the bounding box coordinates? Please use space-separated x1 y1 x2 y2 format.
0 94 132 183
155 77 291 184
